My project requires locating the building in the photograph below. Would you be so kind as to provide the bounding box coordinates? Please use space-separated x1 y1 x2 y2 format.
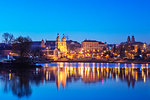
124 36 146 53
31 40 45 49
147 44 150 52
42 40 56 59
81 40 107 58
55 33 67 53
0 43 13 56
66 40 81 53
81 40 106 51
0 43 15 62
127 36 135 44
131 36 135 43
45 40 56 50
66 40 81 59
54 33 67 59
42 33 68 60
120 36 147 59
132 42 146 53
127 36 131 43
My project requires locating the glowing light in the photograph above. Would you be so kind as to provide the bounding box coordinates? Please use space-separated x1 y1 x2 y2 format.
9 73 11 80
46 71 48 80
144 75 146 83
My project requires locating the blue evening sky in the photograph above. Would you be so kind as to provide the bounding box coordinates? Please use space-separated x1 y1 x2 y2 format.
0 0 150 44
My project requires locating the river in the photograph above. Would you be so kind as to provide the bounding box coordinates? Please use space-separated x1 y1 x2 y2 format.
0 62 150 100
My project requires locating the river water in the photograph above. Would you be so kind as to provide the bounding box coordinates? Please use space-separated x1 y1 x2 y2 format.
0 62 150 100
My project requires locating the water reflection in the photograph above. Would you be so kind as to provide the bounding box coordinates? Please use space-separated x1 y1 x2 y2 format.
1 69 32 98
43 64 150 89
0 63 150 98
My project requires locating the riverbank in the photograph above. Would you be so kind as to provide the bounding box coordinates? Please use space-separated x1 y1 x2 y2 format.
50 59 150 64
0 62 42 69
1 59 150 67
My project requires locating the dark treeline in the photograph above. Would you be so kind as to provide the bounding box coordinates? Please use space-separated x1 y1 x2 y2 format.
1 33 45 65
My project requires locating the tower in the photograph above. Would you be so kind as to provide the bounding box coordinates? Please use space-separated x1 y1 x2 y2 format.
127 36 131 43
41 39 46 47
62 34 66 42
131 36 135 43
56 33 60 42
56 33 60 48
61 34 67 53
55 33 67 54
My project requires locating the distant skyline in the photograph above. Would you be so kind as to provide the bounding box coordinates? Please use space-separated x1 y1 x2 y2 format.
0 0 150 44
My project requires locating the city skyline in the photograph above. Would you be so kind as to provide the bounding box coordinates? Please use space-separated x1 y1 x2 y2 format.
0 32 149 44
0 0 150 43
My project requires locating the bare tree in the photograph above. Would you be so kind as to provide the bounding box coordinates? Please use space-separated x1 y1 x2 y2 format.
31 47 44 58
12 36 32 57
2 33 14 44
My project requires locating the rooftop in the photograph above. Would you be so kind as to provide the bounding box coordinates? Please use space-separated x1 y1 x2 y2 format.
82 40 105 44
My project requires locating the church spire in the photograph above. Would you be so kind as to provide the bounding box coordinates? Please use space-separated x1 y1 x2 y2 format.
56 33 60 42
62 34 66 42
131 35 135 43
127 36 131 43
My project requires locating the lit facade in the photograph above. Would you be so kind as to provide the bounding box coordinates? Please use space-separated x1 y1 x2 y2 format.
81 40 106 51
55 33 67 54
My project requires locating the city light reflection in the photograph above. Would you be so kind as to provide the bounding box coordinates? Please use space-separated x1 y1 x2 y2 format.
39 63 150 90
1 63 150 93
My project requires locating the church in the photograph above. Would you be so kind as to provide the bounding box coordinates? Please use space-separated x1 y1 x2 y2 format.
55 33 67 53
31 33 81 60
54 33 67 59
